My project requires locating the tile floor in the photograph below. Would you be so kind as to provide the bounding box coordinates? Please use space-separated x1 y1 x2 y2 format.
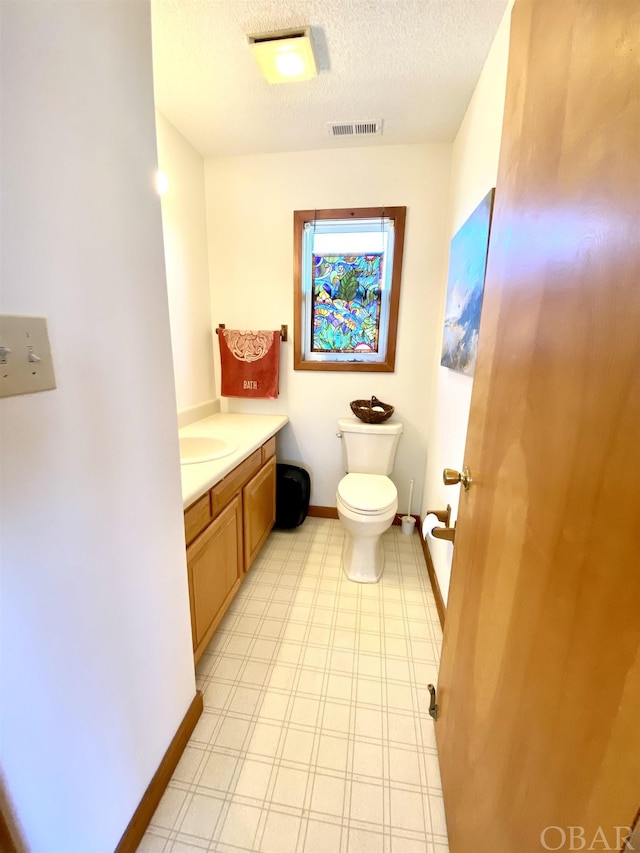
139 518 449 853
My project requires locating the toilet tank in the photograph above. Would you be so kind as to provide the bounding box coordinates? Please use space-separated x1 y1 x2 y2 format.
338 417 403 475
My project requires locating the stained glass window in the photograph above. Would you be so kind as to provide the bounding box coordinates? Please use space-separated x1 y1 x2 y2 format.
293 208 406 372
311 253 383 353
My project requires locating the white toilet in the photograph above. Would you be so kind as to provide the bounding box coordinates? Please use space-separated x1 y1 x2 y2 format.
336 417 403 583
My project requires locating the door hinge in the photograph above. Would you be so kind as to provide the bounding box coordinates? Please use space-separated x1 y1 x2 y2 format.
427 683 438 721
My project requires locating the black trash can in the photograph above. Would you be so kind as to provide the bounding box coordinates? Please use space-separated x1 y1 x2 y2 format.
274 464 310 529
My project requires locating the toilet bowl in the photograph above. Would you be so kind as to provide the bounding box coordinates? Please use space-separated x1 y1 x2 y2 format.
336 472 398 583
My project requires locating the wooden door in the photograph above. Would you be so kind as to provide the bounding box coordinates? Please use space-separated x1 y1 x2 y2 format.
187 495 243 660
436 2 640 851
243 456 276 571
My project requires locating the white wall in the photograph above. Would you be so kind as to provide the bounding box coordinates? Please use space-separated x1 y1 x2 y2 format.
0 3 195 850
205 145 452 511
156 112 217 424
420 4 513 603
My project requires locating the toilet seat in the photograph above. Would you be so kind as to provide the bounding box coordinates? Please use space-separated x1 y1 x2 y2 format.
337 473 397 516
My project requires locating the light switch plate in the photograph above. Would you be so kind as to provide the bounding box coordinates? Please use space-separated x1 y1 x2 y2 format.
0 315 57 398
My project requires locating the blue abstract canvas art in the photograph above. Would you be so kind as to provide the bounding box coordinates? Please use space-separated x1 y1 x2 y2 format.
440 188 495 376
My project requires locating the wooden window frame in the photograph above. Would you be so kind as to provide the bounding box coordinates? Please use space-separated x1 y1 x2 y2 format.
293 206 406 372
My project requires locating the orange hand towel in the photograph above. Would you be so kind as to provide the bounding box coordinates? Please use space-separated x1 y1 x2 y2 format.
219 329 280 399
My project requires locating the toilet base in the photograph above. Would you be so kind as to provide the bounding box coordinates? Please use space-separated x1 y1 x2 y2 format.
342 532 385 583
336 490 397 585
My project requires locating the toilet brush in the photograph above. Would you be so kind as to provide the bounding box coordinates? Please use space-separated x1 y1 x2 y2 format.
401 480 416 534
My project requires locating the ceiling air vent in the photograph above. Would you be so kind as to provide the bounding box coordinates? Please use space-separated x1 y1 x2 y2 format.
326 119 383 138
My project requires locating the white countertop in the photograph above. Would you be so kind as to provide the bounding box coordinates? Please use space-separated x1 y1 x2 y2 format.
179 413 289 509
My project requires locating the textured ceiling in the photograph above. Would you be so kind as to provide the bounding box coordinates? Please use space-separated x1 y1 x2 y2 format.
151 0 507 157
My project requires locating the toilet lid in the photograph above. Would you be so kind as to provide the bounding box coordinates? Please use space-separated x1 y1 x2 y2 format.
337 473 397 514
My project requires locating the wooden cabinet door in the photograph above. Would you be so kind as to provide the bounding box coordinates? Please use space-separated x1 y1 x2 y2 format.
243 456 276 572
187 495 243 659
436 2 640 850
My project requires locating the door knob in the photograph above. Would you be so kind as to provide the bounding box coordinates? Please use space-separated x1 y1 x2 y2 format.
443 466 473 491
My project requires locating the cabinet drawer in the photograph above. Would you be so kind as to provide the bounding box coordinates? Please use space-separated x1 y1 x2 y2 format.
184 492 212 546
211 448 261 516
261 436 276 463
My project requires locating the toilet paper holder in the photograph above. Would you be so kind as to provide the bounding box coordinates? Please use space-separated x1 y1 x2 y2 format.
427 504 456 543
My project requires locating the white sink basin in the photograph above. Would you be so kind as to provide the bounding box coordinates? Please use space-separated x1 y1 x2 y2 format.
179 436 237 464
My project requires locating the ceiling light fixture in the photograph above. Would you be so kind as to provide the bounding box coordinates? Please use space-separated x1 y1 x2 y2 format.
248 28 317 84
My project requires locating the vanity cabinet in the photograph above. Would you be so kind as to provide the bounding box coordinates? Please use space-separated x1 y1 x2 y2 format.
183 436 277 662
